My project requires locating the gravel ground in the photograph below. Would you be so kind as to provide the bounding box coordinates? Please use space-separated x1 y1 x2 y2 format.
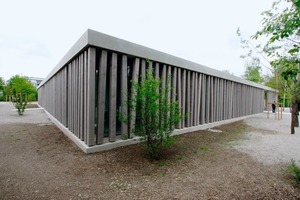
235 111 300 166
0 102 51 125
1 102 300 199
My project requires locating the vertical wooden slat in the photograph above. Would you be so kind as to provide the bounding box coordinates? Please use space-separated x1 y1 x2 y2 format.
79 54 84 140
162 65 167 88
167 65 172 128
86 47 96 146
190 72 195 126
67 63 71 128
196 74 201 125
155 63 160 80
64 67 68 127
194 73 199 125
172 67 177 105
71 60 75 133
97 50 107 144
77 57 81 136
216 78 219 121
154 62 160 129
231 82 235 118
75 57 79 137
186 70 191 127
177 68 182 129
161 64 167 128
220 79 223 120
201 74 206 124
109 52 117 142
141 59 146 80
210 77 214 123
148 61 153 73
167 66 171 101
73 59 76 133
205 76 210 123
182 69 186 127
226 81 230 119
84 50 88 143
227 81 231 119
227 82 230 118
214 78 217 122
129 58 140 137
121 55 128 138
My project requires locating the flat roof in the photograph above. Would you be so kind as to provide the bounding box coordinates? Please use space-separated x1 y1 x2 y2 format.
39 29 277 92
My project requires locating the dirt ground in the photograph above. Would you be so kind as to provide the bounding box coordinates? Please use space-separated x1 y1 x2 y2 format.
1 102 300 199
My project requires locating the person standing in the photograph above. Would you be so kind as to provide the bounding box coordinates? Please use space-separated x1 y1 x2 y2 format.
272 101 276 113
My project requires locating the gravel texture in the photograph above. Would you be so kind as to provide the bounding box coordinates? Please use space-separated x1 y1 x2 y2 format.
235 111 300 166
0 102 51 125
0 102 300 199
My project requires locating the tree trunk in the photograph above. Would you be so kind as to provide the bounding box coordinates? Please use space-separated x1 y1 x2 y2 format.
291 98 298 134
291 63 300 134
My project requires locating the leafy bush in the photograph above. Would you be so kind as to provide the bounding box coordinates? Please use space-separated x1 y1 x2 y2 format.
120 68 183 160
12 93 27 115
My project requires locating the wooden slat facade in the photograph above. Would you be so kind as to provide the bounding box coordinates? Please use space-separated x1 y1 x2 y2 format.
38 29 277 149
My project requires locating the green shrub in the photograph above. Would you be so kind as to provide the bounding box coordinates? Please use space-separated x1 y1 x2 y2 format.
120 67 184 160
286 159 300 184
12 93 27 115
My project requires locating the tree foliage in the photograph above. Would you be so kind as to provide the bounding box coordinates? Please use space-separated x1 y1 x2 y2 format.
120 69 183 160
254 0 300 55
253 0 300 134
6 75 37 101
243 58 265 83
264 72 293 107
0 77 5 101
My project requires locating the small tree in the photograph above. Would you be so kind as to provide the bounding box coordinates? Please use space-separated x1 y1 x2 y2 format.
120 69 183 160
12 93 27 115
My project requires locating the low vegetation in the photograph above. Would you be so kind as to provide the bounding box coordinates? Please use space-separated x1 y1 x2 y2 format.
286 159 300 185
120 68 184 160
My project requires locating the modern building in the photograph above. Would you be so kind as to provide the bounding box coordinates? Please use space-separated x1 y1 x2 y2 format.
37 29 278 153
27 77 44 87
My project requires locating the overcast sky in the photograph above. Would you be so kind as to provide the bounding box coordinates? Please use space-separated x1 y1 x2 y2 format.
0 0 277 81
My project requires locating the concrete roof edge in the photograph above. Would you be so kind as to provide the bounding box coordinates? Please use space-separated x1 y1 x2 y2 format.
87 29 276 92
38 30 89 88
38 29 277 92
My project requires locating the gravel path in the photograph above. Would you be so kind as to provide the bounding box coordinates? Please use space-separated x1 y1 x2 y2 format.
235 111 300 166
0 102 51 125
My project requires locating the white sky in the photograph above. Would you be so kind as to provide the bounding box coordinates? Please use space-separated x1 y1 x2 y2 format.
0 0 276 81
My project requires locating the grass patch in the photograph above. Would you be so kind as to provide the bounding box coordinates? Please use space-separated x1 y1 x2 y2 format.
286 159 300 186
176 155 184 160
158 161 166 167
199 146 209 151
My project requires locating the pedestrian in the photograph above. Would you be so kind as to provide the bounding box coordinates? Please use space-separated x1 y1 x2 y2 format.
272 101 276 113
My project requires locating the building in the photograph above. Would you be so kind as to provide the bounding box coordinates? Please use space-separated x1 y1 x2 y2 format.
27 77 44 88
37 29 278 153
